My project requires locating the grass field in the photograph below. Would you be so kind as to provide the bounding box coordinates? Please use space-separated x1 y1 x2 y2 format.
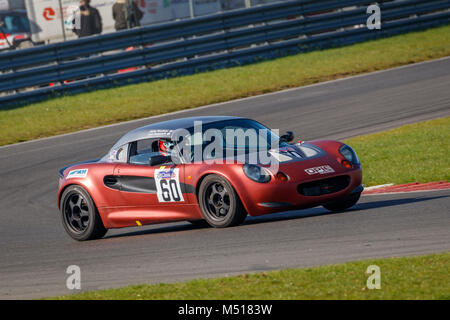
344 117 450 186
1 25 450 146
51 252 450 300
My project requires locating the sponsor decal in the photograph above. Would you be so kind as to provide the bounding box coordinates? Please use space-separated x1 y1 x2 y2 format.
67 169 88 179
155 168 184 202
157 169 176 179
108 149 117 162
147 129 173 138
305 165 335 175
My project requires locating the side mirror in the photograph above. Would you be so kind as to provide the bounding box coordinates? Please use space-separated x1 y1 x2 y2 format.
149 155 171 166
280 131 294 143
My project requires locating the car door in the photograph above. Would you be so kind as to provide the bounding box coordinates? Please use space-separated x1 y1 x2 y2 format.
113 162 187 208
111 138 189 209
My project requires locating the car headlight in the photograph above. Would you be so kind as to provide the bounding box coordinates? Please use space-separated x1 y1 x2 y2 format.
339 145 360 165
243 164 271 183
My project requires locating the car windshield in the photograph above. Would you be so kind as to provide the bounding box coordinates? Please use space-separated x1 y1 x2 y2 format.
184 119 281 150
173 119 287 162
0 13 30 34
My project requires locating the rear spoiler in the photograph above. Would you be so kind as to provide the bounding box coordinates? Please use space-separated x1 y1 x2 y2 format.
58 159 100 178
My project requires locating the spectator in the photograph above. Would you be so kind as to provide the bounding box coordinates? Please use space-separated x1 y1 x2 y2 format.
113 0 143 31
73 0 102 38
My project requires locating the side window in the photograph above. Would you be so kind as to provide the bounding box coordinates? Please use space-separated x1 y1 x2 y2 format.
129 139 163 165
107 144 128 163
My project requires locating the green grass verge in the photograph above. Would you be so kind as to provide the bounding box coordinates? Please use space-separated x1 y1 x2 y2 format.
50 252 450 300
1 25 450 146
344 117 450 186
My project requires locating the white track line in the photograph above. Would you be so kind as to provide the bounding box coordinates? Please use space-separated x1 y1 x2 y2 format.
362 188 450 196
364 183 394 191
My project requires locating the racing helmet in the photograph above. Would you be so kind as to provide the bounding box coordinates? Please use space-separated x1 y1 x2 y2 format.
158 139 174 153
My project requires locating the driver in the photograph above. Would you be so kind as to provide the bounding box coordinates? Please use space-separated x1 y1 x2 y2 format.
156 139 174 156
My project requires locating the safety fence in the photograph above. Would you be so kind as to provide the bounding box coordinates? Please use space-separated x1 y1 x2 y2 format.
0 0 449 106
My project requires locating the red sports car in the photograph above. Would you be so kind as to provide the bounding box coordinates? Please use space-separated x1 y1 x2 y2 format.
58 116 363 241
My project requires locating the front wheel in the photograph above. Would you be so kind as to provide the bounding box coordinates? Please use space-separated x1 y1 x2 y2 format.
60 185 107 241
323 192 361 212
198 175 247 228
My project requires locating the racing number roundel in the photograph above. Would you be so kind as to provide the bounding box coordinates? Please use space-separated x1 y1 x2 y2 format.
155 168 184 202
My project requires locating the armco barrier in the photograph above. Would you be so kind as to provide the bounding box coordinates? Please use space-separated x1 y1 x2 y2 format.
0 0 449 106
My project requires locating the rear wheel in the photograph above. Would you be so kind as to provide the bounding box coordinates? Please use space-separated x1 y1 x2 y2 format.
60 185 107 241
323 192 361 212
198 175 247 228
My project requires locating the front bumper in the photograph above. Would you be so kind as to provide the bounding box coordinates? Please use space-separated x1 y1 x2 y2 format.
238 168 363 216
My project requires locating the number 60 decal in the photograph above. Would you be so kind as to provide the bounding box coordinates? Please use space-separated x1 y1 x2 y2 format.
155 168 184 202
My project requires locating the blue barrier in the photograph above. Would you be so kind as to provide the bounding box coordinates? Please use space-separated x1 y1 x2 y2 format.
0 0 449 106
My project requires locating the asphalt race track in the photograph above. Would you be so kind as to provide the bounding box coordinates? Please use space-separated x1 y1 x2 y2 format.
0 58 449 299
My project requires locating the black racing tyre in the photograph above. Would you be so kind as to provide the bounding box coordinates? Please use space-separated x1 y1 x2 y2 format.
323 192 361 212
60 185 107 241
198 175 247 228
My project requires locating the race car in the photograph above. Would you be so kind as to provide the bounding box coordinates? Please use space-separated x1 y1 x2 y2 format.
58 116 363 241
